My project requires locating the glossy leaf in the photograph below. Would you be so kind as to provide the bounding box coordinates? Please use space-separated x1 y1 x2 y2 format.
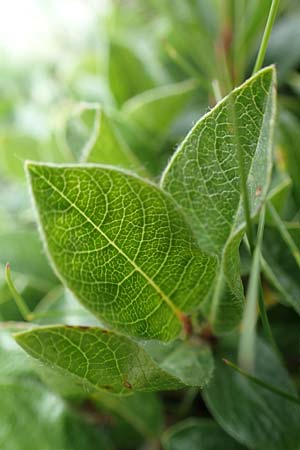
26 162 217 341
203 337 300 450
162 418 246 450
15 325 214 394
161 67 276 332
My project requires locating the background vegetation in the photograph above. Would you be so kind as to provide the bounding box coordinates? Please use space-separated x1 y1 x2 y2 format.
1 1 300 449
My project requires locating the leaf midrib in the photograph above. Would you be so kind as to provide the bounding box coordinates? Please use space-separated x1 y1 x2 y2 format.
30 166 183 322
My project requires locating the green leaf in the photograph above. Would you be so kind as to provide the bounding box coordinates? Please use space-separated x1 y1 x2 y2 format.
162 418 246 450
0 329 113 450
15 325 214 394
94 391 163 438
108 41 155 106
203 337 300 450
263 223 300 315
122 79 197 137
26 162 217 341
0 230 57 288
161 66 276 333
81 106 145 174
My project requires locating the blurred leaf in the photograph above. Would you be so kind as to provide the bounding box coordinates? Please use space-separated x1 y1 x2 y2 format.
266 14 300 82
122 79 197 137
203 337 300 450
0 230 57 287
263 223 300 315
109 41 155 106
278 110 300 204
162 418 246 450
161 67 276 333
15 325 214 394
0 329 113 450
81 106 145 174
95 391 163 438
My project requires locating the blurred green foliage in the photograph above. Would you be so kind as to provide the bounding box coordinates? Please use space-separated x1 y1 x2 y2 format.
1 1 300 449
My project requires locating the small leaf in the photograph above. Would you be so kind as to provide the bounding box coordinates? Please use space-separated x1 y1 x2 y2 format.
162 418 246 450
15 325 214 394
26 162 217 341
161 67 276 332
203 337 300 450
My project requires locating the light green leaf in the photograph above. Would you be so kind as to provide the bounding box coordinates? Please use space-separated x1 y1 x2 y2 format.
161 67 276 333
122 79 197 137
26 162 217 341
81 106 145 174
162 418 246 450
108 41 155 106
203 337 300 450
15 325 214 395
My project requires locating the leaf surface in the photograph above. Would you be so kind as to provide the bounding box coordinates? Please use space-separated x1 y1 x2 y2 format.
162 418 246 450
26 162 217 341
0 329 113 450
203 337 300 450
161 67 276 332
15 325 214 394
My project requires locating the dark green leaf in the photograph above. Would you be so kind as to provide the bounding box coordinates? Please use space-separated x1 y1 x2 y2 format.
162 418 246 450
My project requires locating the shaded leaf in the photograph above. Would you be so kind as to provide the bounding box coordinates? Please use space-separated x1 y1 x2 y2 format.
263 223 300 315
162 418 246 450
203 337 300 450
0 330 113 450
